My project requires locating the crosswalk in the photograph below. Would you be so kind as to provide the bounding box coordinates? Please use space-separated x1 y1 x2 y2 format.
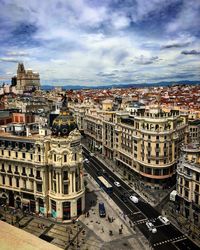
153 235 187 247
133 217 158 225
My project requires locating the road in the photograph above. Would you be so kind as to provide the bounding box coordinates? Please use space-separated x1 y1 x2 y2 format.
82 147 200 250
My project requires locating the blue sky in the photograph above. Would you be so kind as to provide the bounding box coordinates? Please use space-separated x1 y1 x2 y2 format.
0 0 199 86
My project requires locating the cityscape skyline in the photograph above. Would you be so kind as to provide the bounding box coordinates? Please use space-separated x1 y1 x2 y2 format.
0 0 200 86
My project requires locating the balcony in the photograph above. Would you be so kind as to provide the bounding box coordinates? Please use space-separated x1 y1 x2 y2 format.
29 174 34 178
14 171 20 175
0 169 5 173
21 172 27 178
21 187 34 193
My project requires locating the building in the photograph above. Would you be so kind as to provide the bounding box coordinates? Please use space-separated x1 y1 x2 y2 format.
75 100 188 189
14 63 40 92
176 143 200 229
188 119 200 143
0 108 85 222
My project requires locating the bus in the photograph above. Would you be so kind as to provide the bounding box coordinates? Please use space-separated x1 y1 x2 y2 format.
97 176 113 194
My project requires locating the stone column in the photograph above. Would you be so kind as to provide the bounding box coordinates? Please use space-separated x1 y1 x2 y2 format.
49 171 52 191
73 172 76 192
59 173 62 194
56 173 59 194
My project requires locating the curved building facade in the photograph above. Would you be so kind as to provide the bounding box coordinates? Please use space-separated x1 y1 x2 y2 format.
0 111 85 222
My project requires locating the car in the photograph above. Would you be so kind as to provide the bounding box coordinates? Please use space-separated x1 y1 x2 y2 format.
114 181 121 187
129 195 139 203
83 158 89 163
90 153 94 157
121 196 128 203
158 215 170 225
146 222 157 233
99 202 106 217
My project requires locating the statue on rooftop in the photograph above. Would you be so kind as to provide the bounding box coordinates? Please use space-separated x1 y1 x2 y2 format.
61 93 68 108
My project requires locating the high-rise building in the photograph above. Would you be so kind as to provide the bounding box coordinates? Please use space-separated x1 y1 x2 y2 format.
15 63 40 92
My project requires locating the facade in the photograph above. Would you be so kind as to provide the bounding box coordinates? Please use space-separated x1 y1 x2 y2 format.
73 102 188 189
188 119 200 143
176 143 200 228
0 111 85 222
115 106 188 189
15 63 40 92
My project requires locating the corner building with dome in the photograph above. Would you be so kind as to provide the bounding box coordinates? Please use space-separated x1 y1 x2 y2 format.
0 108 85 222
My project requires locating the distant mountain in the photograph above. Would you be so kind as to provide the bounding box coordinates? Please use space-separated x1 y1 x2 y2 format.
41 80 200 91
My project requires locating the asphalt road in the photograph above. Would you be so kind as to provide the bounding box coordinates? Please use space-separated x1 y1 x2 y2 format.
82 147 200 250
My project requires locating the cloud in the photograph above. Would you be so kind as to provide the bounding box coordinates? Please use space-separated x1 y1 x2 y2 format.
134 55 160 65
6 51 29 56
181 50 200 55
0 0 199 85
0 57 19 63
161 42 190 49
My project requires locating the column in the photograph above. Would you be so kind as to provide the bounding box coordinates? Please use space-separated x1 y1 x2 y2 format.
49 171 52 191
59 173 62 194
73 172 76 193
56 173 59 194
70 172 73 193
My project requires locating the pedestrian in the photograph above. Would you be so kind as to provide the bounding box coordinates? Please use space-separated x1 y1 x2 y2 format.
101 227 104 233
121 224 123 229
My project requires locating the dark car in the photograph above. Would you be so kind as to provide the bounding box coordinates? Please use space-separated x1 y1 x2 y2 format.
99 202 106 217
121 196 128 203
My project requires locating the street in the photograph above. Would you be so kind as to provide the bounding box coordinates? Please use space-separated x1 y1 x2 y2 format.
83 147 200 250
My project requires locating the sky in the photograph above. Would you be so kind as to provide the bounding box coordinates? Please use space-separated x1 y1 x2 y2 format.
0 0 200 86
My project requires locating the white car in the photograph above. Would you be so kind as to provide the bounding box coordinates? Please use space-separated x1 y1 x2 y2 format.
83 158 89 163
158 215 170 225
146 222 157 233
114 181 121 187
129 195 139 203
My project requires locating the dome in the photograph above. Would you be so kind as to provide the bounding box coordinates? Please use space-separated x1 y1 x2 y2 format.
51 109 77 136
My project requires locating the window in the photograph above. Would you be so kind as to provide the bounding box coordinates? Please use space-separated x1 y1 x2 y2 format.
38 155 41 162
185 189 188 198
148 135 151 140
37 183 42 192
64 184 68 194
74 153 77 161
156 160 159 164
156 136 159 140
64 154 67 162
196 173 200 182
30 154 33 160
30 180 34 190
22 152 25 158
16 178 19 187
1 163 5 171
8 151 11 156
54 154 56 162
15 166 18 173
1 150 4 155
36 170 41 178
185 180 189 188
15 152 18 158
8 165 12 173
22 167 26 175
54 182 57 192
2 175 5 184
9 177 12 186
195 185 199 192
63 171 68 180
